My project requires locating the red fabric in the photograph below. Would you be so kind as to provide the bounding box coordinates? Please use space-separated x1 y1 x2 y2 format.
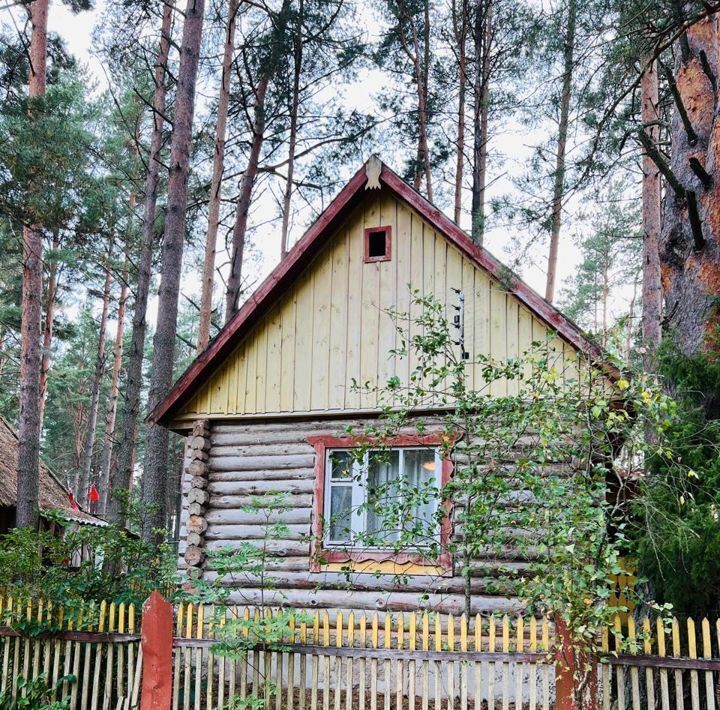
67 491 80 511
88 483 100 502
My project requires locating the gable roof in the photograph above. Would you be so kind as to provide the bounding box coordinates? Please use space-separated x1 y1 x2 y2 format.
151 159 618 426
0 417 105 527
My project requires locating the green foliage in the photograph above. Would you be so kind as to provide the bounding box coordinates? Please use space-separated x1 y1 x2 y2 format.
0 512 177 621
342 292 686 671
0 674 74 709
633 339 720 617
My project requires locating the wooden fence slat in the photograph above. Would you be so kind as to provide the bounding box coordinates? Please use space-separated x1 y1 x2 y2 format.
447 614 456 709
627 616 641 709
396 613 404 710
421 613 429 710
656 617 670 710
614 615 626 710
460 614 468 710
642 617 655 710
335 611 343 710
359 615 367 710
408 613 416 710
541 617 550 710
529 617 537 710
672 617 683 709
183 603 193 710
172 602 183 710
702 618 716 710
194 605 204 710
488 615 496 710
346 613 354 710
383 613 391 710
474 615 482 710
433 613 441 710
370 614 378 710
288 615 296 710
300 615 308 710
688 618 700 710
515 616 524 710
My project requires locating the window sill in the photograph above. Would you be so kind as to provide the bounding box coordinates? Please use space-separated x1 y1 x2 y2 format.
311 547 452 576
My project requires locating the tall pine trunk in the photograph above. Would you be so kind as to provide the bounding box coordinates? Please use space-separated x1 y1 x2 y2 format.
660 15 720 368
38 232 59 432
641 58 662 368
142 0 206 543
197 0 239 351
99 247 129 516
544 0 576 303
16 0 49 529
471 0 491 245
452 0 468 225
279 0 303 259
78 246 113 507
225 73 270 321
109 0 174 529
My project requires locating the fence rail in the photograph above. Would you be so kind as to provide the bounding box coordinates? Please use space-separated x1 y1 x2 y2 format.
0 592 718 709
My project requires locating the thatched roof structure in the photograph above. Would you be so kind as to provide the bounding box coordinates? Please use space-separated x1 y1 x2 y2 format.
0 417 103 526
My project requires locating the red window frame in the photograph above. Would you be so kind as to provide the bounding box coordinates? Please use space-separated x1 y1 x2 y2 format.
307 434 453 573
363 225 392 263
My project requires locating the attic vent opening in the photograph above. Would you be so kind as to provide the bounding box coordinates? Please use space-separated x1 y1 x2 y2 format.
364 226 392 263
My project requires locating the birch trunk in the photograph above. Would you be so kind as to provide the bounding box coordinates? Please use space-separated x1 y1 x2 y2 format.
224 73 270 321
544 0 576 303
109 0 174 529
660 15 720 372
38 232 59 432
17 0 49 529
641 59 662 368
279 0 303 259
471 0 492 245
197 0 240 351
143 0 206 543
78 247 113 507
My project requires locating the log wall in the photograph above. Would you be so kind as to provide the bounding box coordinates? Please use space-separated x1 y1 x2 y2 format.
178 417 568 617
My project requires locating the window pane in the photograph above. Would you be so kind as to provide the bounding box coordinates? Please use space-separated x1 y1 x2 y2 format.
366 450 400 544
329 450 354 480
404 449 439 527
328 486 352 542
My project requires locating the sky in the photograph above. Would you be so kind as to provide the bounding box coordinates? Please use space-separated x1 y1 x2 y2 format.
13 0 635 336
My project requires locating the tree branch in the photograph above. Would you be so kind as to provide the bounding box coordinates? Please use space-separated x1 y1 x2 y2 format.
699 50 717 94
661 63 699 146
686 191 706 251
638 130 686 196
689 157 713 188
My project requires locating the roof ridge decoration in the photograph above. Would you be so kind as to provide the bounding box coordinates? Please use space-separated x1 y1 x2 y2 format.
150 159 619 426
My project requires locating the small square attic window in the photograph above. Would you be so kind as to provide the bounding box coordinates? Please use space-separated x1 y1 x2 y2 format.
364 226 392 263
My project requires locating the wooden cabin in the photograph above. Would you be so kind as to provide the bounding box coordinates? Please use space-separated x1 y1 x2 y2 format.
0 417 104 534
152 158 614 616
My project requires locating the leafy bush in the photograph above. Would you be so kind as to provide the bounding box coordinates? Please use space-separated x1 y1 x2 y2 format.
0 673 73 709
0 512 178 619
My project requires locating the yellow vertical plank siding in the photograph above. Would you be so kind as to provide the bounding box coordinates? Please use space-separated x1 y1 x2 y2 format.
328 230 349 409
175 189 596 420
311 254 333 411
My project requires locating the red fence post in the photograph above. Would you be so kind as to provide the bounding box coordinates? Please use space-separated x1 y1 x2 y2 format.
141 591 173 710
554 619 598 710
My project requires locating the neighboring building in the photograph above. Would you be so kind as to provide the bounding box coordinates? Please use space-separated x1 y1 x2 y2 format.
0 417 103 534
152 158 615 615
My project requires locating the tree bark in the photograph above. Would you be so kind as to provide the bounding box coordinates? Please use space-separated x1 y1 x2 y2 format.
452 0 469 225
109 0 174 529
544 0 576 303
38 232 59 432
142 0 206 543
660 14 720 366
471 0 492 245
224 72 270 321
16 0 49 530
279 0 303 259
197 0 240 352
641 59 663 369
78 245 113 508
99 246 129 516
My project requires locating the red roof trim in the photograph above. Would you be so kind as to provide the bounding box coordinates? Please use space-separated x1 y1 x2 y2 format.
150 160 618 426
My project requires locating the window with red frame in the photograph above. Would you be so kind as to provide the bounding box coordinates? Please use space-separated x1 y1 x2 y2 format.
363 226 391 263
323 446 441 548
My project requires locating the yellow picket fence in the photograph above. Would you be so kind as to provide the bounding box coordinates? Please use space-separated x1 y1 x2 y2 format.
171 603 557 710
0 595 141 709
600 613 720 710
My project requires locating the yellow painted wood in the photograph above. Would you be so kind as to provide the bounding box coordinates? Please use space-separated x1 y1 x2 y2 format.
421 613 429 710
515 616 524 709
407 614 416 710
641 617 656 710
183 604 193 710
474 615 482 710
701 618 715 710
89 600 106 710
627 617 641 710
688 618 700 710
173 190 599 422
529 618 538 710
359 615 367 710
614 615 626 710
488 615 496 710
656 617 670 710
541 617 550 710
172 603 184 710
672 617 683 709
